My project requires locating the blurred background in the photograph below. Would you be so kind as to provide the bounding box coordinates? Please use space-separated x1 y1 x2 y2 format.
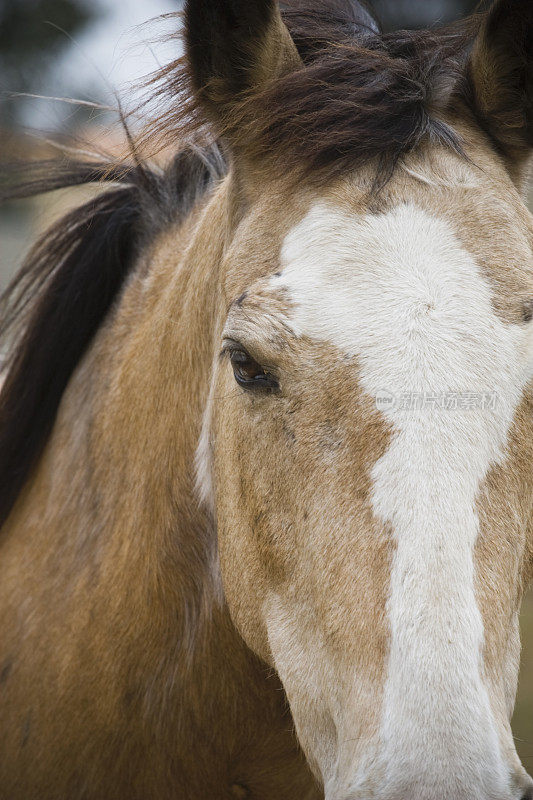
0 0 531 774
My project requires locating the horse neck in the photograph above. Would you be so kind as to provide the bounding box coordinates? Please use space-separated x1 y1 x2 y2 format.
4 177 234 658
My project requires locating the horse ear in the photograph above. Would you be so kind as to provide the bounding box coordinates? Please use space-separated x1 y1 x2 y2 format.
469 0 533 182
184 0 301 137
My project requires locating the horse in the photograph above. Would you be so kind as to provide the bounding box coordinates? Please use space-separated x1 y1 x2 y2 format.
0 0 532 797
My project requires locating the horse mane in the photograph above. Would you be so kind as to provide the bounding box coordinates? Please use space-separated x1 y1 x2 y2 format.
142 6 481 182
0 143 226 529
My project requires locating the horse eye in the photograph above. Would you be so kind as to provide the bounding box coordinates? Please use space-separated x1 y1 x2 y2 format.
229 349 279 392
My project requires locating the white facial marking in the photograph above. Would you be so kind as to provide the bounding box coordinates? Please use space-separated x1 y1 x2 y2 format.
273 203 533 799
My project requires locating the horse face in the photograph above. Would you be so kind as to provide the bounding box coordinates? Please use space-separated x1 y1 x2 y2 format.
199 162 533 799
187 0 533 796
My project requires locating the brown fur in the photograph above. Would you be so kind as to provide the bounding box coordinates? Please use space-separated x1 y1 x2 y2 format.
0 185 319 800
1 0 533 797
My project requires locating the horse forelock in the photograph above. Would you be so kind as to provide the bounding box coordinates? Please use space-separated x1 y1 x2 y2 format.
140 8 478 185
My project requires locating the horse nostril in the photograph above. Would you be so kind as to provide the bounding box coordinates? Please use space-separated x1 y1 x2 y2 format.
520 786 533 800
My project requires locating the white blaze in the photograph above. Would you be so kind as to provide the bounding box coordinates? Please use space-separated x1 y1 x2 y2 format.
274 203 533 799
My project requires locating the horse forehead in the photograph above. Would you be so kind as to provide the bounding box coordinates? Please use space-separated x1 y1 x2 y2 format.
272 202 530 376
275 201 488 326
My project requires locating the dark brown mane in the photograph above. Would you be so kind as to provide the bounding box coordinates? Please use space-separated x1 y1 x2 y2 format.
143 7 481 182
0 144 226 529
